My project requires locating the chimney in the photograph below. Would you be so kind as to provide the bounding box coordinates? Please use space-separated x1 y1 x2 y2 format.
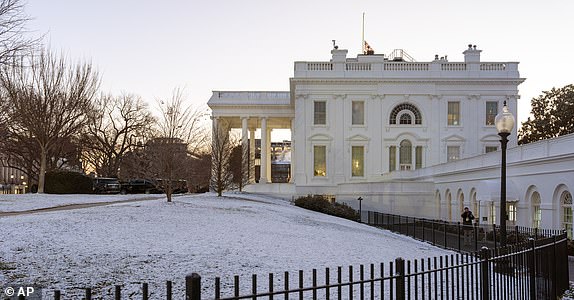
463 44 481 63
331 49 348 63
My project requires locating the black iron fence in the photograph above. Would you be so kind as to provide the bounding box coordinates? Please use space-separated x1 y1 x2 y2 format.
44 211 569 299
362 211 563 253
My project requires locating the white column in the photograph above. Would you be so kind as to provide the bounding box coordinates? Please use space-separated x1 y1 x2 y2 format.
210 116 219 191
266 128 272 182
289 118 294 183
249 128 256 183
241 117 249 185
260 117 268 183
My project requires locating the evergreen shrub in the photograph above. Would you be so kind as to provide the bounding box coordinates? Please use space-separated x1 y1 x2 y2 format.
294 195 359 221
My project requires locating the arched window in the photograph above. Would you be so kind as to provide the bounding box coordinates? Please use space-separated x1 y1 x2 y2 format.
389 103 422 125
399 140 412 170
532 191 541 228
446 190 452 221
561 191 572 239
458 190 465 216
399 113 412 124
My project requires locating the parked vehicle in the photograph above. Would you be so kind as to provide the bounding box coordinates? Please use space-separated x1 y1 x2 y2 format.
120 179 162 194
93 178 121 194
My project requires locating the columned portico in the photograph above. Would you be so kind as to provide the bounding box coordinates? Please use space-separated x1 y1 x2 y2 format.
260 117 269 183
207 91 294 186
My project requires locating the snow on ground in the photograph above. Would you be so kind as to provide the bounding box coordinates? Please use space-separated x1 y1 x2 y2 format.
0 193 164 212
0 192 453 298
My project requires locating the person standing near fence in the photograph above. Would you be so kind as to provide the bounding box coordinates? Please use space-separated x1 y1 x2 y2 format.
461 207 475 246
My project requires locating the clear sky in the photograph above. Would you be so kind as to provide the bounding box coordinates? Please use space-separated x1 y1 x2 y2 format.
26 0 574 126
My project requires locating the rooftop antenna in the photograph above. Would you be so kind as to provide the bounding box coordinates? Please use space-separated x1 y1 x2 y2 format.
362 12 365 54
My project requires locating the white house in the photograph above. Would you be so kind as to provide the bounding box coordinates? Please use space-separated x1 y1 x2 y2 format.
207 44 573 235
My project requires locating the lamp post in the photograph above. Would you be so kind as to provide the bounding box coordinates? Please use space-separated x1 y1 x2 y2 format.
495 101 515 247
357 197 363 222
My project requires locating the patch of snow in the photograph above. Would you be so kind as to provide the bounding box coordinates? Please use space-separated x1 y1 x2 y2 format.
0 192 454 298
0 194 164 212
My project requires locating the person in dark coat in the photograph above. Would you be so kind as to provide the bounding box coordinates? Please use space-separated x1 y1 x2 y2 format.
461 207 475 246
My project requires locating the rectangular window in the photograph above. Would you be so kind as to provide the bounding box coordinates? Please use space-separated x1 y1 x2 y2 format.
533 205 541 228
351 146 364 177
564 206 573 239
447 101 460 126
313 145 326 177
486 101 498 126
447 146 460 162
352 101 365 125
508 203 517 223
415 146 423 169
485 146 498 153
314 101 326 125
389 146 396 172
490 202 496 225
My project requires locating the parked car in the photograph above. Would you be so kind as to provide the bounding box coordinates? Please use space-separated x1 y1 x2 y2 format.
120 179 163 194
93 177 121 194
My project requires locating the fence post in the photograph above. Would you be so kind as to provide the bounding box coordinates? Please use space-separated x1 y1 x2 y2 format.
474 223 479 252
480 247 490 300
186 273 201 300
528 238 536 299
457 222 461 251
395 258 405 300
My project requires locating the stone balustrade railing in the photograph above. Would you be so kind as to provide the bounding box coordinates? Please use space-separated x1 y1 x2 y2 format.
294 60 519 78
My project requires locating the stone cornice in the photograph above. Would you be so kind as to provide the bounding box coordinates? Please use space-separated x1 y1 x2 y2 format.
290 77 525 86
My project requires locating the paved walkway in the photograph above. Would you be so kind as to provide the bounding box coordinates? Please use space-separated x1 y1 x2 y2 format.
0 195 165 217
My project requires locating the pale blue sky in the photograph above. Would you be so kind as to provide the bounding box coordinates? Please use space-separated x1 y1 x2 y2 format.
27 0 574 125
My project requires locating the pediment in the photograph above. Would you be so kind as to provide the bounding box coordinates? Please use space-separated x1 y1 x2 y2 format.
480 134 500 142
442 134 466 142
308 133 333 141
346 134 370 142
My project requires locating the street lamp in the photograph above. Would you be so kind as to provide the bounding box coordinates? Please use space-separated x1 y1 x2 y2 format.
495 101 515 247
357 197 363 222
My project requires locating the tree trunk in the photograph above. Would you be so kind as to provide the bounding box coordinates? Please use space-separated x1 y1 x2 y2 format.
37 146 47 193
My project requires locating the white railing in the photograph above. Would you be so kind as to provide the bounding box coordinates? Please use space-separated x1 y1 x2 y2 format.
384 62 429 71
346 62 372 71
307 62 333 71
441 63 467 71
480 63 506 71
216 91 290 99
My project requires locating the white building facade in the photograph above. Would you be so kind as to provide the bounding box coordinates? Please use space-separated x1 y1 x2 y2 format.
207 45 574 234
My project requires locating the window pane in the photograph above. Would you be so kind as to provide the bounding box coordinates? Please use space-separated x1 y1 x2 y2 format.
485 146 498 153
352 146 364 177
486 101 497 126
399 140 412 165
313 146 326 177
389 146 396 172
447 102 460 125
314 101 326 125
399 113 412 124
352 101 364 125
415 146 422 169
447 146 460 162
562 191 573 239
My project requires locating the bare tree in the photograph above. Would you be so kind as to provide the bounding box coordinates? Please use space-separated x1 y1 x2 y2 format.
0 49 99 193
152 87 208 202
0 0 41 66
229 144 249 191
210 120 238 196
81 93 155 177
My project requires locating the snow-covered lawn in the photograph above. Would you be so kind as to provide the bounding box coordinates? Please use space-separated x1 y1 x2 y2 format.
0 193 453 298
0 193 164 212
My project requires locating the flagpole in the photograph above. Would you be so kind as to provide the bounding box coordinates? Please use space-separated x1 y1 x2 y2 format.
362 12 365 54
